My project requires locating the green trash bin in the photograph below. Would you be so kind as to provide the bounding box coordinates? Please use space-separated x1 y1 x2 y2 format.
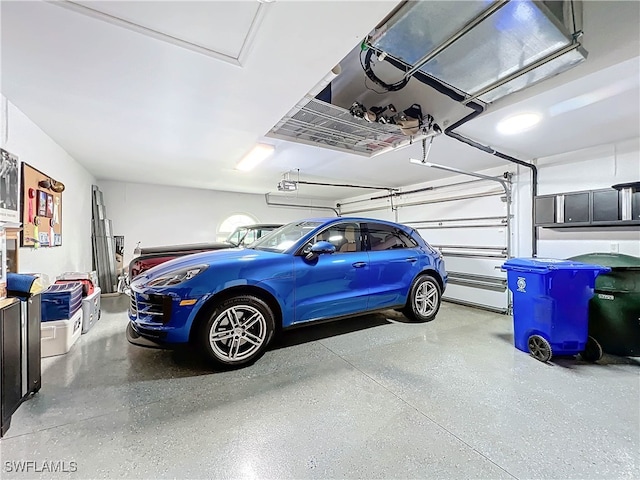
568 253 640 357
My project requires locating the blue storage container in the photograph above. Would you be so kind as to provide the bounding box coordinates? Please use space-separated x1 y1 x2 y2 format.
502 258 610 362
41 282 83 322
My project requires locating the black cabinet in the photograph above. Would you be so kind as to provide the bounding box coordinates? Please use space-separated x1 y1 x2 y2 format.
534 196 556 225
593 190 621 222
535 188 640 228
26 294 41 396
633 191 640 221
1 298 22 437
564 192 590 224
0 294 42 438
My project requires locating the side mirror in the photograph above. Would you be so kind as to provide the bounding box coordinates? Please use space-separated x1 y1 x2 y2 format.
305 241 336 260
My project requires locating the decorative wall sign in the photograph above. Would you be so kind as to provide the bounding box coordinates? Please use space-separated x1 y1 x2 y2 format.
0 149 20 223
39 231 50 247
46 193 54 218
37 190 47 217
20 163 63 247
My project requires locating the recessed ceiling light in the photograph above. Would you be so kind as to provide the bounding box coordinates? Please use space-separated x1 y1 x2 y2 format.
496 113 542 135
236 144 275 171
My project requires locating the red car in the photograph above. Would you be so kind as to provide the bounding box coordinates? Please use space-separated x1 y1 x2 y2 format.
123 224 282 287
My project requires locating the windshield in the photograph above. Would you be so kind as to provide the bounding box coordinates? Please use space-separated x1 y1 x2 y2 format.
225 228 247 247
251 221 323 253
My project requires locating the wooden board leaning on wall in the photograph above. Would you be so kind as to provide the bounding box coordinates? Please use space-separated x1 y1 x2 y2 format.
20 163 63 247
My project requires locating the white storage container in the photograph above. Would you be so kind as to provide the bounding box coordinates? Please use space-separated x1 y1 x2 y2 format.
58 271 99 289
41 309 83 358
81 287 101 334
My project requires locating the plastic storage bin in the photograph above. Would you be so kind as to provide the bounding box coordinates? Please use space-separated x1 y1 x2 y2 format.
41 309 83 357
58 271 99 289
55 279 95 296
41 282 83 322
502 258 610 362
81 287 101 334
568 253 640 357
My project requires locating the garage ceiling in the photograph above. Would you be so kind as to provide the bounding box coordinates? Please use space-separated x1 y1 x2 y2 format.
1 1 639 200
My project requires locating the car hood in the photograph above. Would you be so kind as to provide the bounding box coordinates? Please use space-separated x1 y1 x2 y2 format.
138 241 233 255
135 248 281 282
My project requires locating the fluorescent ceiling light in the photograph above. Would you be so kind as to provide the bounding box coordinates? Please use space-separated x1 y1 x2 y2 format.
236 143 275 171
496 113 541 135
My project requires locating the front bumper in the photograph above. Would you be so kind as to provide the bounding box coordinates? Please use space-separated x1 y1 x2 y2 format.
126 322 171 349
128 285 204 344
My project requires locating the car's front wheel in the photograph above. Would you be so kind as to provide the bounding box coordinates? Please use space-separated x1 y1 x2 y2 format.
403 274 442 322
199 295 275 368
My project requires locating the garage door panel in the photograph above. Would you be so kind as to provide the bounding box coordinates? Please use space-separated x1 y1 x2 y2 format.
443 284 509 312
399 195 505 221
340 208 395 221
415 227 507 247
361 210 395 221
443 256 506 278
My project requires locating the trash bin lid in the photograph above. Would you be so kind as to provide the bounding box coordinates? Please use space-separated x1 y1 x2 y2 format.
568 252 640 270
502 257 610 274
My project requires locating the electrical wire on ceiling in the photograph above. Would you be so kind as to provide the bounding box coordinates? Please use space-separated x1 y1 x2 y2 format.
360 44 410 93
360 47 390 94
363 76 389 95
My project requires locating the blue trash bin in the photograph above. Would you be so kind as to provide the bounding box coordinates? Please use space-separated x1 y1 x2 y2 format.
502 258 610 362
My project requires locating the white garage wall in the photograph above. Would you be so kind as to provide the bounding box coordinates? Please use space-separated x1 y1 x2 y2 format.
1 97 95 280
526 137 640 259
97 180 337 265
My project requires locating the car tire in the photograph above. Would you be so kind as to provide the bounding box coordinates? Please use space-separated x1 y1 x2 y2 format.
199 295 275 368
403 274 442 322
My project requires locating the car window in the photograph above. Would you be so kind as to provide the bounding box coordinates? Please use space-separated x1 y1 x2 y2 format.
302 222 362 254
226 228 245 246
367 223 417 251
252 221 323 253
241 229 258 245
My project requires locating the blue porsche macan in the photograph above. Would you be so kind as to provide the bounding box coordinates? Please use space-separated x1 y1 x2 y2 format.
127 217 447 368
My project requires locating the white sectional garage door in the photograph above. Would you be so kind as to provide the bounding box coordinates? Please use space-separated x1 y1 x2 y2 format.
339 176 512 313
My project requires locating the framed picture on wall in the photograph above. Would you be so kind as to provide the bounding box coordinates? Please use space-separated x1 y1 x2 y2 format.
0 148 21 223
46 193 54 217
37 190 47 217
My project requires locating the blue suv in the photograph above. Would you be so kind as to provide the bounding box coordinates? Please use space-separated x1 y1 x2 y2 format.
127 217 447 368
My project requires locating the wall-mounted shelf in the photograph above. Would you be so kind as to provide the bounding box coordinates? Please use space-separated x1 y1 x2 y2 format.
535 186 640 229
537 221 640 228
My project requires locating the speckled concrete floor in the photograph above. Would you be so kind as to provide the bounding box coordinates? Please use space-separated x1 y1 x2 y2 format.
1 295 638 479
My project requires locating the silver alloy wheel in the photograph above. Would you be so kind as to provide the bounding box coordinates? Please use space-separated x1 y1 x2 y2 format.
209 304 267 362
414 279 439 317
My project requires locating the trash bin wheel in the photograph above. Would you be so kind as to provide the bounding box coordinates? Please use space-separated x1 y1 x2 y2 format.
528 335 552 362
580 336 603 362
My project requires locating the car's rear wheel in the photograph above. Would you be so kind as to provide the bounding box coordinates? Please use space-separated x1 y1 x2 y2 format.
200 295 275 368
403 274 441 322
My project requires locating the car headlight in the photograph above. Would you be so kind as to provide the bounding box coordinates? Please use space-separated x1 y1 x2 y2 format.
147 265 208 287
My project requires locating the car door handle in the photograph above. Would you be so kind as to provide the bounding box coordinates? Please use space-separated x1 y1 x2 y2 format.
406 257 418 263
352 262 367 268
